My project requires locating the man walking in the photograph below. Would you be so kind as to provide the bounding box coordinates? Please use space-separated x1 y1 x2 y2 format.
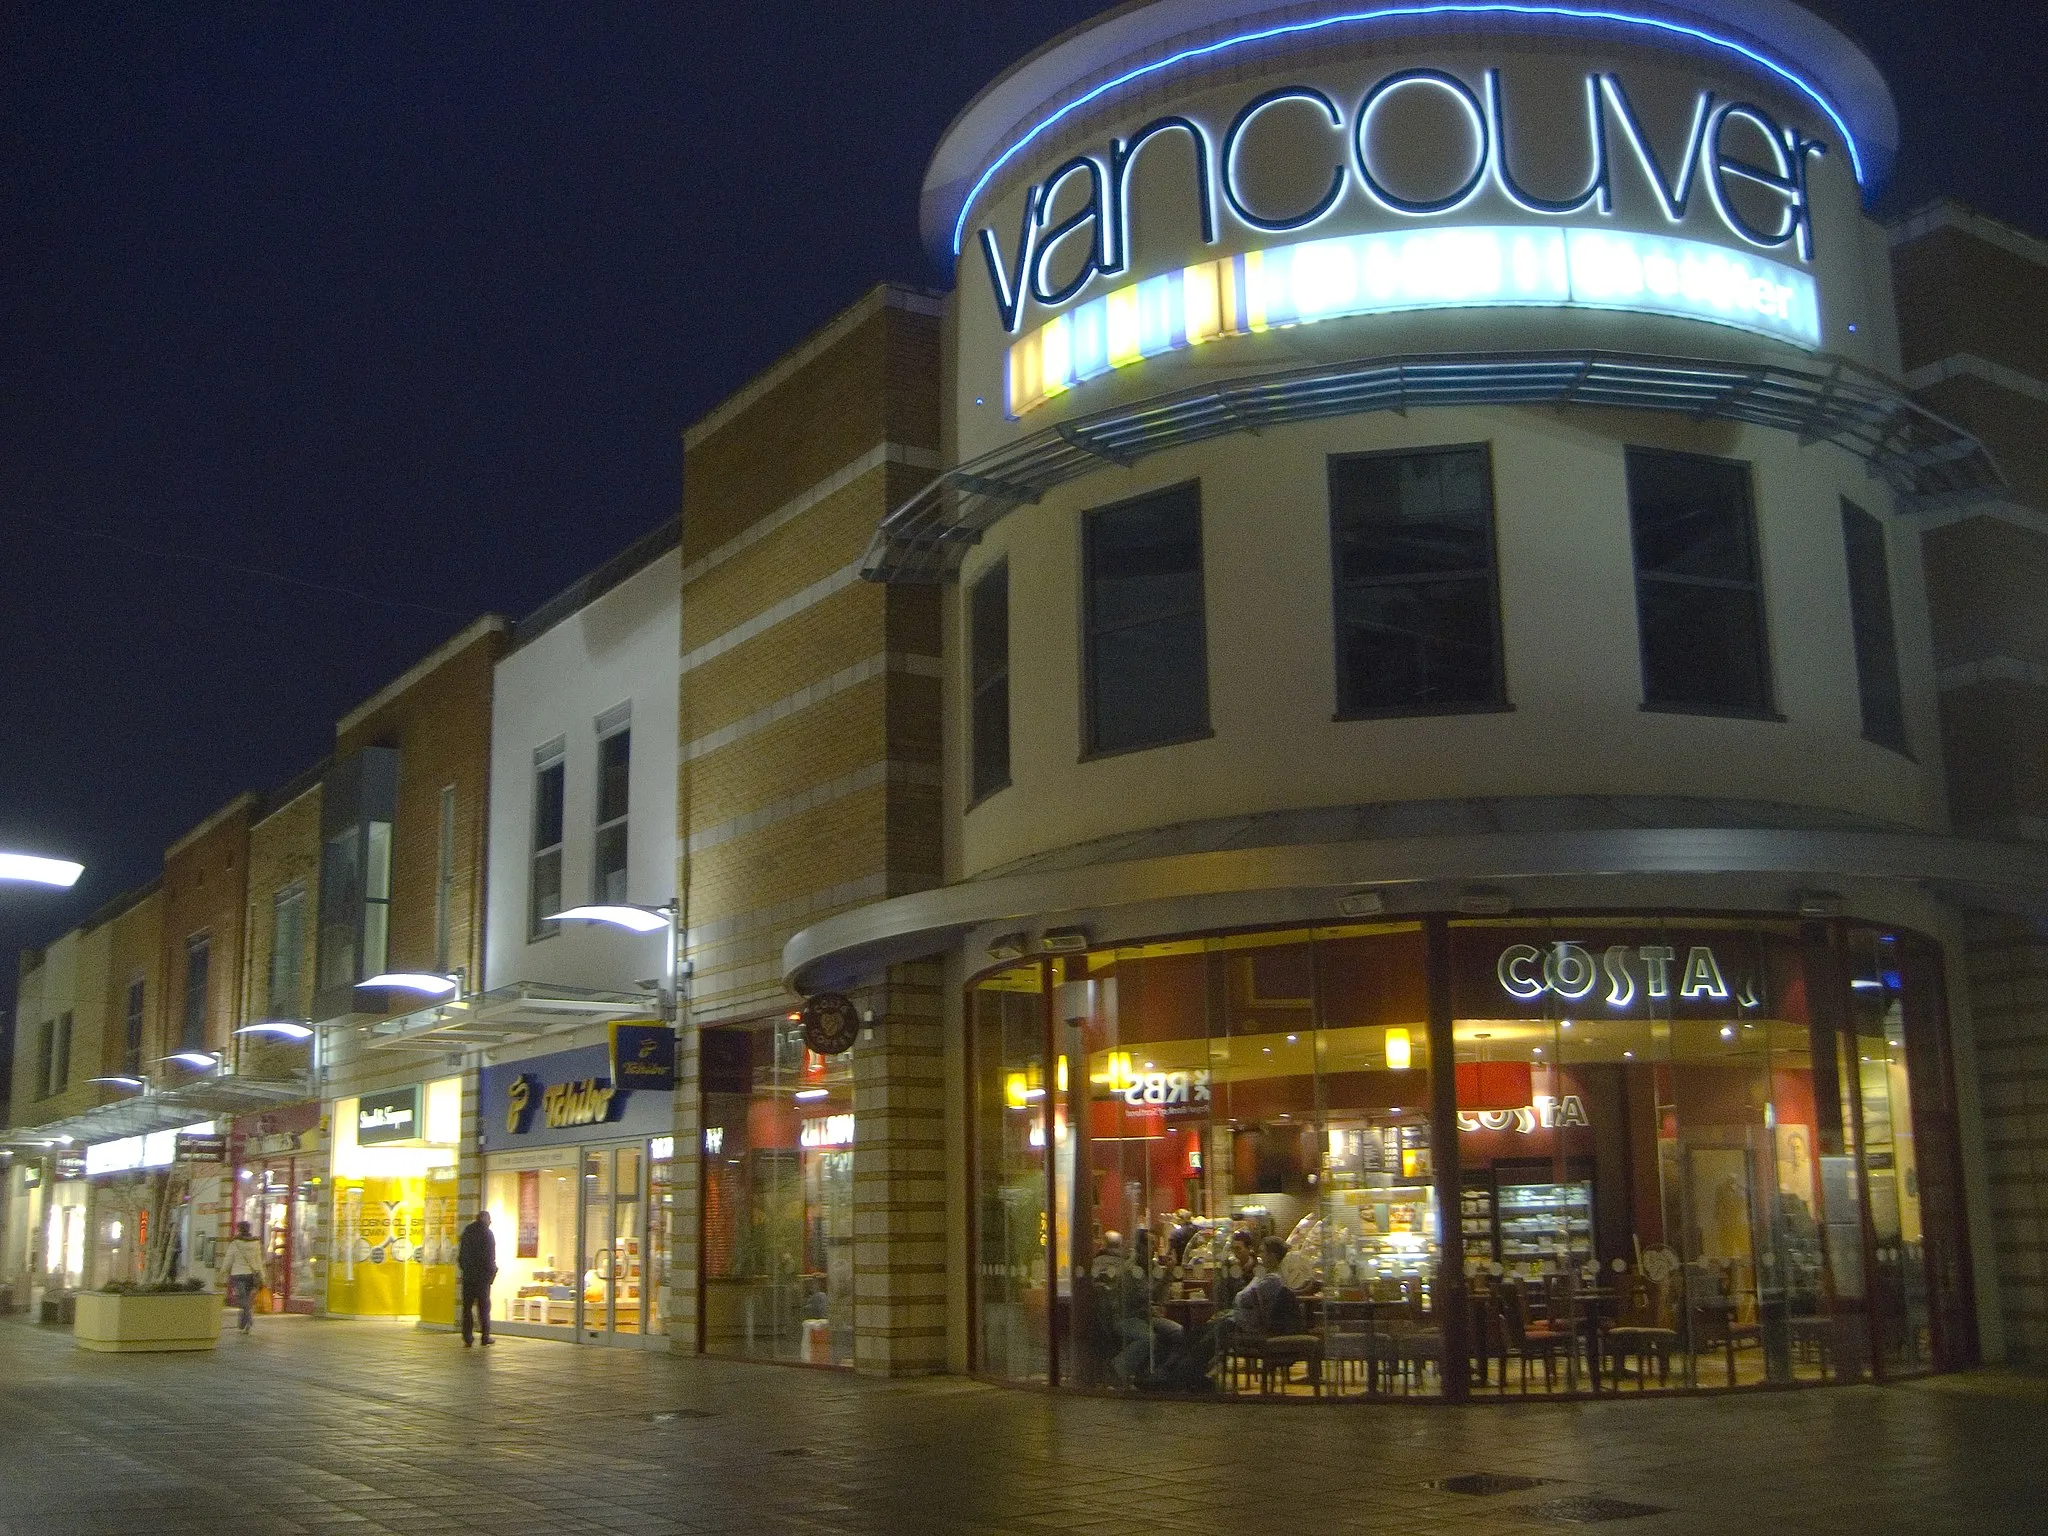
457 1208 498 1348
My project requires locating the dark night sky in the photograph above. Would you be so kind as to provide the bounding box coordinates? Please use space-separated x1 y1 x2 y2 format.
2 1 2042 1038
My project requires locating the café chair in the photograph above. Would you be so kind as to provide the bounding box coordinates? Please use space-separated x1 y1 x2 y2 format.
1499 1282 1571 1393
1602 1275 1676 1389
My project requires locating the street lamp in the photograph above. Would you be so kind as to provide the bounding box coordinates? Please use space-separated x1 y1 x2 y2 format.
87 1075 148 1091
358 973 462 997
548 903 681 1021
0 852 83 887
163 1050 223 1072
234 1021 314 1040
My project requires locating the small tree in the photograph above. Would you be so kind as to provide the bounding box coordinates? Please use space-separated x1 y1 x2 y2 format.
140 1164 196 1289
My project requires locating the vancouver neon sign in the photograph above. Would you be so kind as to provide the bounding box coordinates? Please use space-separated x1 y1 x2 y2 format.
951 3 1866 261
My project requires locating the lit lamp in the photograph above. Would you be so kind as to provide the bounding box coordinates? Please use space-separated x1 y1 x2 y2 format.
547 903 681 1021
1384 1028 1413 1071
359 973 462 997
0 852 83 887
235 1021 314 1040
163 1050 223 1072
88 1075 148 1092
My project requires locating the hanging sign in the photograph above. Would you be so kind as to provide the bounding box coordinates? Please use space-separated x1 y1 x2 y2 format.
516 1170 540 1259
609 1020 678 1092
801 993 862 1056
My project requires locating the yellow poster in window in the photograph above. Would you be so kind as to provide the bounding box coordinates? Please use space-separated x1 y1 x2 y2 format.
327 1176 425 1317
418 1165 459 1325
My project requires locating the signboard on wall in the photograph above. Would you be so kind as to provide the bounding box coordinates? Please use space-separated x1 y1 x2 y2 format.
357 1085 423 1146
516 1170 541 1259
801 993 862 1056
477 1043 674 1153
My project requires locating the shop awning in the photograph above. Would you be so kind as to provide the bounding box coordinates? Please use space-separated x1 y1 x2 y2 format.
860 347 2007 582
357 981 658 1052
0 1072 312 1151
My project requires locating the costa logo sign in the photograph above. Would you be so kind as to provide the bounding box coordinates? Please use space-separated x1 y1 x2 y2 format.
979 65 1829 339
1496 942 1760 1010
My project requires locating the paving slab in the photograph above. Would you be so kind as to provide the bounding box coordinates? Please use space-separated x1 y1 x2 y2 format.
0 1316 2043 1534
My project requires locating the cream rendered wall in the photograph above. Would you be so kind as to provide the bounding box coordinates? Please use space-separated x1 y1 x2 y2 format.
953 406 1945 877
484 547 681 996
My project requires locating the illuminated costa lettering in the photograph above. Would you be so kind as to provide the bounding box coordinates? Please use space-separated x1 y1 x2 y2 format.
1544 942 1599 1001
1603 944 1637 1009
1679 945 1731 1001
1498 943 1546 1000
1638 945 1677 999
1354 69 1489 217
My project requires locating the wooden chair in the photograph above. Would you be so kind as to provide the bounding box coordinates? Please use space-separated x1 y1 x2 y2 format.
1499 1283 1571 1393
1603 1275 1677 1389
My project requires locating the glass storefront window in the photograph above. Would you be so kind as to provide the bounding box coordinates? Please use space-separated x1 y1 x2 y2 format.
485 1155 580 1330
970 915 1972 1400
701 1017 855 1365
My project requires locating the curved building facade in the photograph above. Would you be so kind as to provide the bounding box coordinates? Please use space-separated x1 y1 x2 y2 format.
785 1 2040 1398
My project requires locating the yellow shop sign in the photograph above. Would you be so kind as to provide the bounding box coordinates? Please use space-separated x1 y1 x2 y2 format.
505 1073 619 1135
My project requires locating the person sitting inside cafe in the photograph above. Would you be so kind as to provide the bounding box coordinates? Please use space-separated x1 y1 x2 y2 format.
1231 1237 1306 1338
1110 1228 1185 1386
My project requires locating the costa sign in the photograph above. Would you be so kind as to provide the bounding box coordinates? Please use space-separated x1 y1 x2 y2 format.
1496 941 1760 1010
981 64 1831 337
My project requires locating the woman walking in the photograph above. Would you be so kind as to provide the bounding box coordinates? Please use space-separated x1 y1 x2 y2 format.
221 1221 266 1334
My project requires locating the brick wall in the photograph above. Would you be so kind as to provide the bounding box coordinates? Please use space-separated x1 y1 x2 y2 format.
159 796 256 1059
672 284 947 1372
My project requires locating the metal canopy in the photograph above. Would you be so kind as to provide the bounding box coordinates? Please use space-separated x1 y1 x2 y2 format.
1 1073 311 1150
358 981 655 1052
861 348 2007 582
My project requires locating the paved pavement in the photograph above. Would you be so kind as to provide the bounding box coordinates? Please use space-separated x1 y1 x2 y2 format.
2 1313 2044 1535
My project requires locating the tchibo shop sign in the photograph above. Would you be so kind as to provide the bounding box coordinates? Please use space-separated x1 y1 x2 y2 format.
966 18 1862 416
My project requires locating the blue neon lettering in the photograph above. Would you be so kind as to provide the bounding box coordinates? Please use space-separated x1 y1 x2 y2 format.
1489 69 1610 216
978 181 1041 334
1030 156 1111 307
949 4 1868 259
1706 101 1802 253
1601 76 1712 224
1354 69 1489 216
1106 116 1216 276
1222 87 1347 233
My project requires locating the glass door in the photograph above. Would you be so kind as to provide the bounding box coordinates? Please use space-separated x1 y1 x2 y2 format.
578 1143 646 1344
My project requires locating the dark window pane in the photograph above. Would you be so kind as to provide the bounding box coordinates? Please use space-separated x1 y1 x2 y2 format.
183 938 210 1050
1329 446 1503 715
594 823 629 904
1626 448 1772 715
1338 576 1501 711
1627 451 1759 580
1332 450 1493 582
1842 501 1908 752
1085 484 1208 755
1088 490 1204 629
971 565 1011 801
1090 609 1209 753
597 729 631 825
534 760 566 850
1637 580 1772 712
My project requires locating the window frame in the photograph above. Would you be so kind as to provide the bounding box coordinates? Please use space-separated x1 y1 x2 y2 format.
434 784 457 974
1079 479 1214 761
593 718 632 906
530 743 567 941
1841 498 1911 756
1326 442 1512 721
1624 445 1781 721
123 978 146 1076
968 560 1013 807
270 882 307 1019
181 935 211 1052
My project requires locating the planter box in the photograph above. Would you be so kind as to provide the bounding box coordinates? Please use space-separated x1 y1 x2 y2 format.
74 1290 225 1353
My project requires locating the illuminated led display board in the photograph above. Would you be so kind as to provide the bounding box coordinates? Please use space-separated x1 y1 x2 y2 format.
1006 223 1819 415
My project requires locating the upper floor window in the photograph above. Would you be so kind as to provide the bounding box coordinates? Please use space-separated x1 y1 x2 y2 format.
1842 500 1909 754
594 721 631 904
270 884 307 1018
1084 482 1209 756
434 785 457 973
123 978 146 1075
1329 445 1506 717
36 1020 55 1100
181 936 210 1051
970 563 1011 802
531 744 566 939
1625 447 1774 717
314 744 398 1006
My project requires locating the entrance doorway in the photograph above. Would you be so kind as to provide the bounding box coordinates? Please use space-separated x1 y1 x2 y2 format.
483 1136 663 1347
